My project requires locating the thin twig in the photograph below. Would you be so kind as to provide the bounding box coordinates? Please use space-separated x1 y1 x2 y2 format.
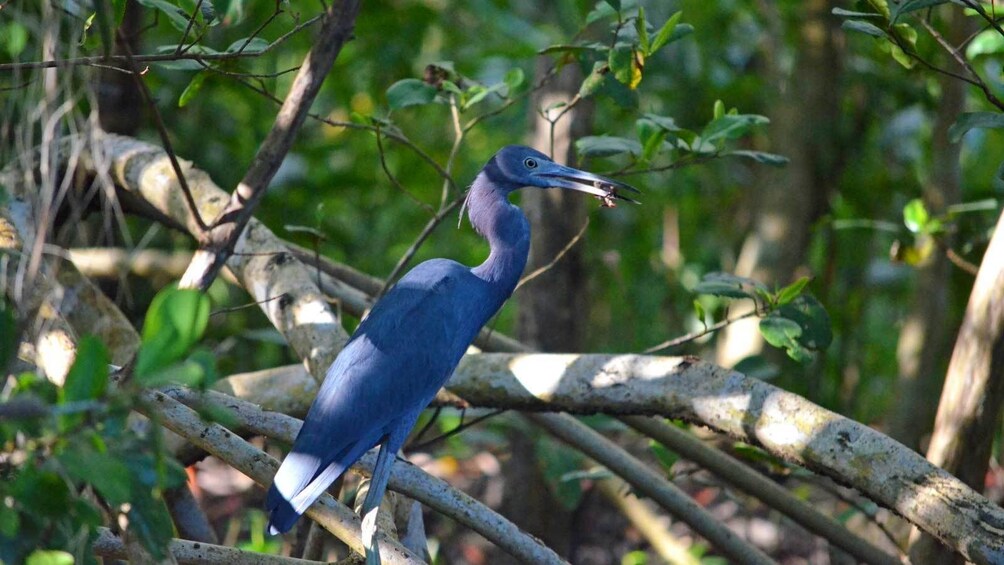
210 294 287 317
914 15 1004 110
375 125 435 214
406 409 505 452
178 1 361 291
0 14 323 72
516 218 590 290
376 195 466 298
175 0 205 55
118 32 208 232
642 309 758 354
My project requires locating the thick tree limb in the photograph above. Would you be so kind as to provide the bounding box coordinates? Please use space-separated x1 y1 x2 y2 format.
93 527 325 565
217 355 1004 564
139 389 423 565
166 387 567 565
76 133 347 379
179 0 362 292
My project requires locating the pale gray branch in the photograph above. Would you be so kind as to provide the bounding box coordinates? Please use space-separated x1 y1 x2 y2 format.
93 527 324 565
166 387 568 565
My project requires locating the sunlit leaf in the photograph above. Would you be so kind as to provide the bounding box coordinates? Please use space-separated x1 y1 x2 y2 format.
135 287 210 383
650 11 684 53
903 198 930 233
61 335 109 404
776 276 811 306
25 550 74 565
579 61 609 98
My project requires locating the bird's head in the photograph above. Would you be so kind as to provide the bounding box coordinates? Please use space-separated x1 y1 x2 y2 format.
488 145 640 207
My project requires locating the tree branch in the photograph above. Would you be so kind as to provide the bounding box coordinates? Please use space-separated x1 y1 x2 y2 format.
178 0 361 292
93 527 325 565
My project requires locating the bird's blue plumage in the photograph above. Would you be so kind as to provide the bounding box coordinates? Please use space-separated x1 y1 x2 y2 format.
265 146 637 549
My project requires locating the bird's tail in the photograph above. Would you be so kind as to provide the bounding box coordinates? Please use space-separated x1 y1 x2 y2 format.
266 452 345 535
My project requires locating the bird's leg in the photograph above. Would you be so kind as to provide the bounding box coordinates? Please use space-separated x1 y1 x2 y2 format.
361 442 396 565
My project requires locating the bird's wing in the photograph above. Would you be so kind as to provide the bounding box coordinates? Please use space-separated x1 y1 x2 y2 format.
267 260 483 532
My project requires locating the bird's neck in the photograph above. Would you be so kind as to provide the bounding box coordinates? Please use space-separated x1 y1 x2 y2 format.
467 173 530 294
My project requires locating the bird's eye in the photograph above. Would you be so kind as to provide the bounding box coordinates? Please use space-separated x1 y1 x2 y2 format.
523 158 538 169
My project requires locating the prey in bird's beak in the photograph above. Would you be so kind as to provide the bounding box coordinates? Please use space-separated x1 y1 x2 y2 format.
534 163 641 208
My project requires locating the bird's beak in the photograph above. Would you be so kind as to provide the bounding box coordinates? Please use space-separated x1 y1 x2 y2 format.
534 164 641 207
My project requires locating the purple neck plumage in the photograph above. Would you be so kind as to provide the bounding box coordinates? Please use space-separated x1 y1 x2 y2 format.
466 164 530 295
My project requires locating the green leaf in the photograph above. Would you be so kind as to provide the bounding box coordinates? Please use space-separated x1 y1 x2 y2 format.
386 78 437 110
650 11 683 53
831 8 884 18
713 99 725 120
841 20 887 38
948 112 1004 142
636 7 650 55
576 136 642 157
127 490 174 559
733 355 780 380
3 22 29 57
649 440 678 472
966 29 1004 59
890 0 950 22
60 444 133 505
604 0 621 10
760 295 832 363
702 114 769 143
503 67 525 94
225 37 269 54
178 71 206 108
608 45 644 89
776 276 811 306
726 150 789 166
578 62 608 98
759 316 810 362
26 550 74 565
692 272 766 299
538 43 606 55
903 198 930 233
61 335 109 404
0 503 19 537
135 0 192 31
135 287 210 382
639 113 682 132
536 437 585 510
693 299 708 329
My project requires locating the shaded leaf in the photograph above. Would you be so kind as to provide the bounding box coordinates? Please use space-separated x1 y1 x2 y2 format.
579 61 608 98
726 150 789 166
692 272 766 299
831 7 884 17
890 0 950 22
948 111 1004 142
135 0 191 31
841 20 887 38
576 136 642 157
178 71 206 108
61 335 109 404
386 79 437 110
126 490 174 559
60 444 132 506
225 37 269 54
734 355 780 381
702 114 769 143
503 67 525 94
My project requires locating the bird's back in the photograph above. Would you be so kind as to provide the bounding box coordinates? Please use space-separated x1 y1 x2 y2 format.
266 258 501 533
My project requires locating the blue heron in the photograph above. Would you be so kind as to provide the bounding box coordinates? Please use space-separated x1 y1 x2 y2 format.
266 145 638 562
